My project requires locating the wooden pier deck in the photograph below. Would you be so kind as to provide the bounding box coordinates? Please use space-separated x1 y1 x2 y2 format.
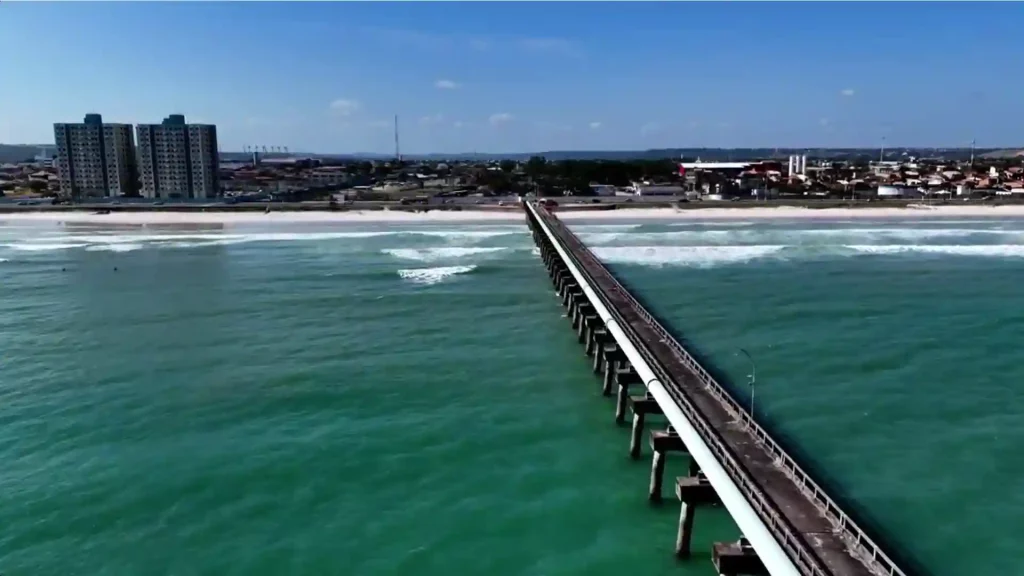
526 202 913 576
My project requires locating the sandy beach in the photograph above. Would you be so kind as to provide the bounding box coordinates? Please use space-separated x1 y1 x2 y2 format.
3 205 1024 225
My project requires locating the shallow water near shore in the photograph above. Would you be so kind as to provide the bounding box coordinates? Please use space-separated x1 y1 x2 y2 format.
1 216 1022 574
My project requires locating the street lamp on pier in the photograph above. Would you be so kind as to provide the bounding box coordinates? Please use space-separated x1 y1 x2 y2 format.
736 348 757 427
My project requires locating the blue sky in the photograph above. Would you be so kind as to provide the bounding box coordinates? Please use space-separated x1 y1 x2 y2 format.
2 2 1022 153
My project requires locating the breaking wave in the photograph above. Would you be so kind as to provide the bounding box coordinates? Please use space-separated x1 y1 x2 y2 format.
847 244 1024 258
577 227 1020 247
397 265 477 285
4 242 88 252
84 243 145 253
591 245 786 268
589 243 1024 268
383 247 508 262
0 228 527 253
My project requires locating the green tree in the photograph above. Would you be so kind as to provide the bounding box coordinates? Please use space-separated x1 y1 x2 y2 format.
525 156 547 179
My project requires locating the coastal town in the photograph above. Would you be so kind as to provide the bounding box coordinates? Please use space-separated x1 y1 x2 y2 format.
1 113 1023 209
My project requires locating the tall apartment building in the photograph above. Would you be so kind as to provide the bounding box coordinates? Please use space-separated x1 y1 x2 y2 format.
53 114 138 197
136 115 220 199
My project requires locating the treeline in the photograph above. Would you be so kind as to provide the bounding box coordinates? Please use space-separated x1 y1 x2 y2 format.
473 157 681 195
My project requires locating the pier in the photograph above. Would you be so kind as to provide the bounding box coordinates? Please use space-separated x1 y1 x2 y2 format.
524 201 911 576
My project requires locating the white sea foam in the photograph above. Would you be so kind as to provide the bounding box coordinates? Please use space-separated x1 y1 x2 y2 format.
3 242 88 252
847 244 1024 258
383 247 507 262
578 227 1021 247
414 230 522 240
570 224 642 232
397 265 477 285
84 243 144 253
799 228 1010 241
17 229 520 247
667 221 755 227
92 231 388 244
591 245 786 268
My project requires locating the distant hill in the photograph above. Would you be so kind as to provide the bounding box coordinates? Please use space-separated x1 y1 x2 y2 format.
265 147 1011 163
6 143 1018 164
978 149 1024 160
0 144 43 163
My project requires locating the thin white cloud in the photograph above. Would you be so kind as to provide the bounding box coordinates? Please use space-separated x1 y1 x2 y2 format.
453 120 465 129
589 121 602 130
819 118 831 126
419 114 444 126
489 113 513 126
360 26 454 51
640 122 662 135
519 37 583 58
358 27 580 58
329 99 361 116
434 79 459 90
367 119 391 129
840 88 855 97
534 120 572 132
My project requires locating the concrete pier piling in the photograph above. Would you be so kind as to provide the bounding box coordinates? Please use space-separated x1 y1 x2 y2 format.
674 462 721 558
578 309 595 344
648 429 687 502
614 366 642 424
628 394 662 459
563 287 580 308
601 359 616 396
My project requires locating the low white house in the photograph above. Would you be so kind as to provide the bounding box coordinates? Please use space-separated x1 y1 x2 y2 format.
628 182 685 196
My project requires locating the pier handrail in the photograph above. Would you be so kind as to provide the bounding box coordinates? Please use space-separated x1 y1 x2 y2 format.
537 206 906 576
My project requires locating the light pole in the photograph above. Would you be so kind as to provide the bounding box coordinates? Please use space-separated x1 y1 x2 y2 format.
736 348 757 427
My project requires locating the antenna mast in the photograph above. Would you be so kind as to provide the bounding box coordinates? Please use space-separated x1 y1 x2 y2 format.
394 114 401 163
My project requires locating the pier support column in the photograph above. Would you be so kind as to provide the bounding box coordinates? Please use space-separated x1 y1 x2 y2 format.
563 287 579 308
614 366 641 424
615 382 630 424
649 450 666 502
594 341 615 375
555 270 569 293
674 461 714 559
588 329 607 365
601 359 617 396
578 312 595 345
648 430 688 502
628 395 662 459
630 411 646 459
585 319 598 356
675 501 697 558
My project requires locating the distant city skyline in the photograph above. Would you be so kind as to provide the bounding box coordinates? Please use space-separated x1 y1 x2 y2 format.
2 2 1022 153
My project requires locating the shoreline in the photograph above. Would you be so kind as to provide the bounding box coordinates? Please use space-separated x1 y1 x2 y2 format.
3 204 1024 225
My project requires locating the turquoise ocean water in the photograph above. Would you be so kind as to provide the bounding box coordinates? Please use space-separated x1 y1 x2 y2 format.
1 215 1022 575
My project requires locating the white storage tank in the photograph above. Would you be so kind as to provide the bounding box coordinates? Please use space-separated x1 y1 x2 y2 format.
876 185 905 197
